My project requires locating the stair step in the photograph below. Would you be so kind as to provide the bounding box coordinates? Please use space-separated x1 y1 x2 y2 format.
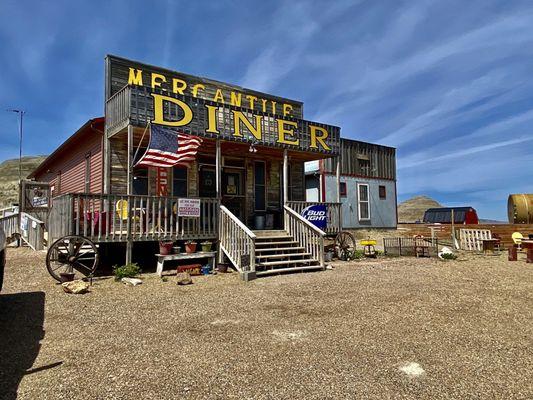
257 258 318 267
256 252 311 259
255 246 305 253
255 235 292 241
256 264 323 276
255 240 298 246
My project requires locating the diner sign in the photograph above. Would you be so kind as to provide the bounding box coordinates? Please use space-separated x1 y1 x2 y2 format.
177 198 201 217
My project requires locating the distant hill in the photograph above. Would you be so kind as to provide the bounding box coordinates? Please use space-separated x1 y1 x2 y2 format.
398 195 442 223
0 155 47 207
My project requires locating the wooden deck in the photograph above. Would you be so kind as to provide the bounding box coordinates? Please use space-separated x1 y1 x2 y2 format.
48 193 218 244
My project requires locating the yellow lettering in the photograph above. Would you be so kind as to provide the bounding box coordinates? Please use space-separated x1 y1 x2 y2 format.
128 68 143 86
271 100 277 114
230 91 242 107
191 83 205 97
213 89 225 103
309 125 331 151
151 73 166 89
151 93 193 127
283 104 293 117
277 119 299 146
232 111 262 140
261 99 268 113
205 105 220 134
172 78 187 94
246 95 257 109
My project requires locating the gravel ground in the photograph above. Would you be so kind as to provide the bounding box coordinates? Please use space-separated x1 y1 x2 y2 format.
1 248 532 399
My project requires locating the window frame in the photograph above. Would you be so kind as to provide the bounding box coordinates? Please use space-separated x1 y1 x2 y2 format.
379 185 386 200
339 181 347 197
254 161 267 211
357 183 371 221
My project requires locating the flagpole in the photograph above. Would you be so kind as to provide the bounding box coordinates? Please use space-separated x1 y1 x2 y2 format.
132 122 150 167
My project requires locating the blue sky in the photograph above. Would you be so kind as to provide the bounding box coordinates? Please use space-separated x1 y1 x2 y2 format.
1 0 533 220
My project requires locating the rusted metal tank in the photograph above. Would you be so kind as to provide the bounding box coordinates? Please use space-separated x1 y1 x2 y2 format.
508 194 533 224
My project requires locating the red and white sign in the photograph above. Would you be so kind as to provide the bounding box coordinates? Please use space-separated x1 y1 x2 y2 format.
177 198 201 217
156 167 169 196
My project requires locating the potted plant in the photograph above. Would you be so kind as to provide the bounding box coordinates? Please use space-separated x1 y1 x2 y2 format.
200 241 212 252
185 240 197 253
159 241 173 255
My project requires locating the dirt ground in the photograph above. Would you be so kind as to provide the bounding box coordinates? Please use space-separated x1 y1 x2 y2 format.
1 248 532 400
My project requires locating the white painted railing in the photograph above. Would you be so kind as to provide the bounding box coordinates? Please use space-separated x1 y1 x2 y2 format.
219 205 256 273
0 206 18 218
286 201 342 235
284 205 325 268
20 212 45 251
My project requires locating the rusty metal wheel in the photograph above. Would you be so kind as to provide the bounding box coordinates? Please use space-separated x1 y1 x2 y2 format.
46 236 99 282
334 231 356 260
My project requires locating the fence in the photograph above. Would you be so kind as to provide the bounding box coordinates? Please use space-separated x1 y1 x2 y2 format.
383 237 439 257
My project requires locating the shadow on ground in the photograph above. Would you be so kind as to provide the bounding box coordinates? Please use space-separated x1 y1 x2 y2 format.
0 291 48 400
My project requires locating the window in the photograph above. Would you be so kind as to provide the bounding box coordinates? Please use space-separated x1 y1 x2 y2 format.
132 168 148 195
379 185 386 199
339 182 347 197
172 167 187 197
199 168 216 197
84 153 91 192
358 183 370 220
358 158 371 176
254 161 266 211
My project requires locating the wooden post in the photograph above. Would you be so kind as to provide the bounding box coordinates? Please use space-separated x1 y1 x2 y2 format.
283 149 289 230
216 139 223 263
451 208 456 249
125 124 133 265
335 156 341 203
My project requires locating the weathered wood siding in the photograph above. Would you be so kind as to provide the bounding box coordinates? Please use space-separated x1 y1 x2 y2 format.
323 138 396 180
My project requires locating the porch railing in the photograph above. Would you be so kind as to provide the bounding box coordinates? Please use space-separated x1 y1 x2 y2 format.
0 206 18 218
105 85 130 136
284 205 325 268
48 193 218 244
0 213 19 242
286 201 342 235
20 212 45 251
219 205 256 273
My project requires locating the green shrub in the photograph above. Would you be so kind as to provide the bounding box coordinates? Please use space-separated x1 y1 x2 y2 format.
113 263 142 280
440 252 457 260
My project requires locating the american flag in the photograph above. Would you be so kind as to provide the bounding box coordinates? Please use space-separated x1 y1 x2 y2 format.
135 124 203 168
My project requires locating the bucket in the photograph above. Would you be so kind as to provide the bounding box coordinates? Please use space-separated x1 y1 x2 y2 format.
172 246 181 254
201 242 212 252
217 263 229 273
255 215 265 230
59 272 75 283
185 242 197 253
201 265 211 275
159 241 173 255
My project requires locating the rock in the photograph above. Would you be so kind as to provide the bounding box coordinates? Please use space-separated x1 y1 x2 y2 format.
176 272 192 285
62 280 89 294
121 277 143 286
438 246 454 259
326 265 334 270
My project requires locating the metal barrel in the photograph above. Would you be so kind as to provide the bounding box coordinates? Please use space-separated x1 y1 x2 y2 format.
508 194 533 224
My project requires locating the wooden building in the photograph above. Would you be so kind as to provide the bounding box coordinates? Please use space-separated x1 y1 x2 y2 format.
25 55 394 279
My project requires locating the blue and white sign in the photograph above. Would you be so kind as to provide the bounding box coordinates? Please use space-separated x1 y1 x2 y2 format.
301 204 328 230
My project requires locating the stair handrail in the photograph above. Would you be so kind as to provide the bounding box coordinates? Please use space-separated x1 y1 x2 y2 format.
283 205 325 268
219 205 256 273
0 212 19 243
19 212 46 251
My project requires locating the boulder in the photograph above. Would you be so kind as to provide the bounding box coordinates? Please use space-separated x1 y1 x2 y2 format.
176 272 192 285
121 277 143 286
62 280 89 294
438 246 454 259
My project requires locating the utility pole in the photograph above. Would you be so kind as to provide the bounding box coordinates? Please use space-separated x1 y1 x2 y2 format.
7 109 25 183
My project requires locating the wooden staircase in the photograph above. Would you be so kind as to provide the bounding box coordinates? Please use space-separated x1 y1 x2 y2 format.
253 230 322 276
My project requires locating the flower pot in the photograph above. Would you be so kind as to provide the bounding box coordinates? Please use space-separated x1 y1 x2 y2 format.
59 272 75 283
217 263 229 273
185 243 197 253
172 246 181 254
201 242 212 252
159 241 173 255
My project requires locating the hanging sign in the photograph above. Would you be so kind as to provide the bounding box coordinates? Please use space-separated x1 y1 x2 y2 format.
156 167 169 196
177 198 201 217
301 204 328 230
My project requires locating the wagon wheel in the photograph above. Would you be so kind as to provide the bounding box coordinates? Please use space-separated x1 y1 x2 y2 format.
46 236 99 282
334 231 356 260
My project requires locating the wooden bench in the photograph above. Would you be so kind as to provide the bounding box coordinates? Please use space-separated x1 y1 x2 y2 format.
156 251 217 277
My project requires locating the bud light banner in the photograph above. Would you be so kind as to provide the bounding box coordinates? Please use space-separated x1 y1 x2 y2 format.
301 204 328 230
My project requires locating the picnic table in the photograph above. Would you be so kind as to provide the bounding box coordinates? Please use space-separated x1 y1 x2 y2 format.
520 240 533 263
481 238 500 255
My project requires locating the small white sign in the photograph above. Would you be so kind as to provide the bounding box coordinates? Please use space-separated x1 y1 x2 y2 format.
177 198 201 217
